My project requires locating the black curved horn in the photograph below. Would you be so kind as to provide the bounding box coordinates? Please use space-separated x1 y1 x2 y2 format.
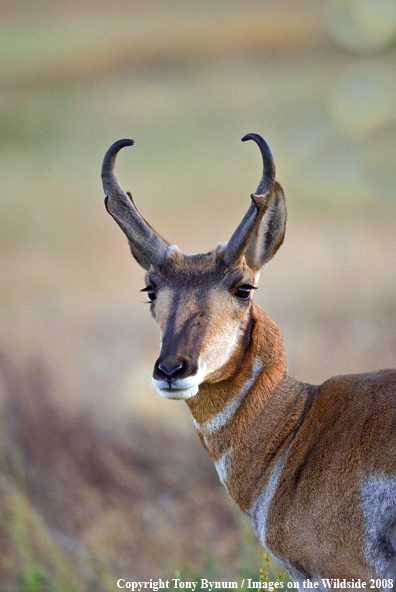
222 134 276 267
241 133 275 196
101 139 170 270
101 139 134 199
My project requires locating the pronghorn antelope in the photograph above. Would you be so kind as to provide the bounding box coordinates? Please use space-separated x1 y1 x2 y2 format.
101 134 396 587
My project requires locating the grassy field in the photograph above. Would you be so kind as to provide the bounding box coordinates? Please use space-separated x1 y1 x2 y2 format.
1 0 396 588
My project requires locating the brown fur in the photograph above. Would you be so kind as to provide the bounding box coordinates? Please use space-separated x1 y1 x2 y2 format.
186 301 396 580
187 304 307 511
266 370 396 579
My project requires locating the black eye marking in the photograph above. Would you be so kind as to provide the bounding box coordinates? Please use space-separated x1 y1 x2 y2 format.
233 284 257 301
141 285 156 302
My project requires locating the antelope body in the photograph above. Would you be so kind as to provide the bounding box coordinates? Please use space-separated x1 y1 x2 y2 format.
101 135 396 587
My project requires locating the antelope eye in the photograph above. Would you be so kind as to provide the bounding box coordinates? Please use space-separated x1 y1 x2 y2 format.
234 284 255 301
142 286 156 302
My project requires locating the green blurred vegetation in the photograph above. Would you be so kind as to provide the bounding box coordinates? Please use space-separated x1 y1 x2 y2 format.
1 0 396 589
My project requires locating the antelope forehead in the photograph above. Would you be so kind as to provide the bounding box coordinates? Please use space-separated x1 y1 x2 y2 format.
178 285 236 321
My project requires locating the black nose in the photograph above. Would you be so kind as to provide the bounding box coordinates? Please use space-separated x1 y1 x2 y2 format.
154 355 192 383
158 360 183 378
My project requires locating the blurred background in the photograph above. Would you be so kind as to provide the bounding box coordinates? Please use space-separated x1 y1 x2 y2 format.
1 0 396 589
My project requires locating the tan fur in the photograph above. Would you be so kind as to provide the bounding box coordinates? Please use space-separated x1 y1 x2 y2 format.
187 304 306 511
187 301 396 582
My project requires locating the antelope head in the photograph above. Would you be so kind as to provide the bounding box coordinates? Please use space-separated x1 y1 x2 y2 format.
102 135 286 400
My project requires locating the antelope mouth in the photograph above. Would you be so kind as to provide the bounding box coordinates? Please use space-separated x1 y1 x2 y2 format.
152 378 200 400
152 365 205 400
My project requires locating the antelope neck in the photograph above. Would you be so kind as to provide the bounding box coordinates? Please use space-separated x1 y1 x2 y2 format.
186 304 309 512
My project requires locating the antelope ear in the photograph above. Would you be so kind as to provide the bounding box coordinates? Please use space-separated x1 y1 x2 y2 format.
244 182 286 272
